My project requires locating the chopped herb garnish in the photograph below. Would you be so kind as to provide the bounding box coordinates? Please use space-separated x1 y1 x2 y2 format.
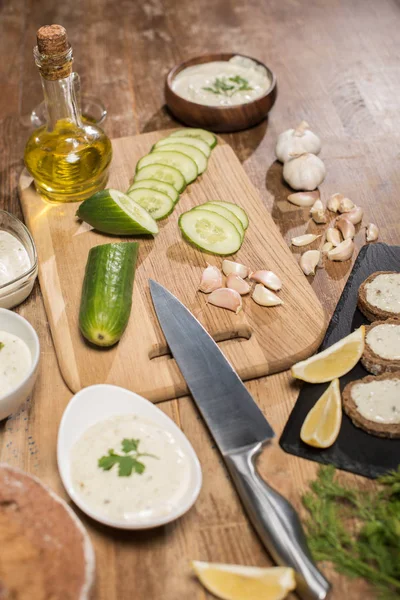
0 342 4 351
203 75 253 97
98 438 157 477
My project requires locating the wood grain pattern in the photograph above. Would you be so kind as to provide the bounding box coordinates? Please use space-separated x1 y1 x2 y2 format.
2 0 400 598
19 130 326 401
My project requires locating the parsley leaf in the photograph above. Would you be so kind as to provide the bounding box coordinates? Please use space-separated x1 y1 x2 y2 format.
98 438 157 477
203 74 253 97
121 438 140 453
98 450 120 471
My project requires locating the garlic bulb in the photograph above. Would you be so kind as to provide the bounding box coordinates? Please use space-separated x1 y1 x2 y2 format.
300 250 320 275
327 239 354 261
208 288 242 314
326 228 342 247
345 205 363 225
226 274 250 295
283 153 326 191
249 270 282 291
310 199 327 224
291 234 321 247
287 191 320 207
199 264 223 293
335 217 355 240
366 223 379 242
275 121 322 163
222 259 248 279
252 284 283 307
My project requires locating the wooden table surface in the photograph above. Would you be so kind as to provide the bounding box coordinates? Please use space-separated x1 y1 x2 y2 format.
1 1 399 598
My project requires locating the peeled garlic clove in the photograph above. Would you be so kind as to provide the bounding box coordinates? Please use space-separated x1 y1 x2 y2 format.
208 288 242 314
222 259 248 279
322 241 333 254
326 227 342 247
283 153 326 191
249 270 282 291
338 197 355 213
275 122 322 163
300 250 321 275
287 191 320 207
345 205 363 225
327 193 342 213
199 264 223 293
291 234 321 247
252 284 283 307
327 239 354 261
310 199 327 224
366 223 379 242
226 274 251 295
335 217 355 240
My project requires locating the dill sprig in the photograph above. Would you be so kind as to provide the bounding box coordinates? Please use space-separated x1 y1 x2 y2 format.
302 466 400 599
203 75 253 97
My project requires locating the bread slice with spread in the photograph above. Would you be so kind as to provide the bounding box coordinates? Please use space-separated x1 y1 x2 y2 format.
361 319 400 375
358 271 400 321
342 372 400 438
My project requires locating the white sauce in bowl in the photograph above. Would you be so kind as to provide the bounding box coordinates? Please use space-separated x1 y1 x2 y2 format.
172 55 271 107
0 331 32 397
0 231 31 286
70 415 192 523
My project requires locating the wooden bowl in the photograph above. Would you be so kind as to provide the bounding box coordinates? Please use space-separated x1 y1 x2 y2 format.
165 53 277 133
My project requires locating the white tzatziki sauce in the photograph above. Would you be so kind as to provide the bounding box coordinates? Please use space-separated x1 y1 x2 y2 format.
352 378 400 424
172 55 271 106
0 231 31 286
367 323 400 360
0 331 32 397
70 415 192 523
365 273 400 314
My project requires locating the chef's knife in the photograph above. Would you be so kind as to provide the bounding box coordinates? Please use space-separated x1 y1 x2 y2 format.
150 280 330 600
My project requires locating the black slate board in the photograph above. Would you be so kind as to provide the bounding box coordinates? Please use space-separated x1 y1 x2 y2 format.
280 243 400 479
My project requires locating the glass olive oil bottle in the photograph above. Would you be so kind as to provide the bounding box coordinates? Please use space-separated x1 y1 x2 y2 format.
24 25 112 203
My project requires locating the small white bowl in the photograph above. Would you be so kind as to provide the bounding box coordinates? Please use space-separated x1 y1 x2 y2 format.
57 384 202 530
0 308 40 420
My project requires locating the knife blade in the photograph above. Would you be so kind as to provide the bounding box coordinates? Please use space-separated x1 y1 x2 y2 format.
150 280 330 600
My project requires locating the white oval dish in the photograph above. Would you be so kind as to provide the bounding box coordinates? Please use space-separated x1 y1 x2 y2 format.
57 384 202 530
0 308 40 420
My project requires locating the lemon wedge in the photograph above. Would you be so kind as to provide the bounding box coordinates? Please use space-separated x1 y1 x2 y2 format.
291 326 365 383
300 378 342 448
191 561 296 600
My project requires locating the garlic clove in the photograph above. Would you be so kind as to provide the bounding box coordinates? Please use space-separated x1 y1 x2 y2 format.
338 197 355 213
366 223 379 242
300 250 321 275
199 264 223 293
345 205 363 225
321 241 333 254
310 199 327 224
326 227 342 247
208 288 242 314
327 193 342 213
249 270 282 291
226 274 251 295
327 239 354 261
283 153 326 191
222 259 249 279
287 191 320 207
252 284 283 307
335 217 355 240
291 234 321 247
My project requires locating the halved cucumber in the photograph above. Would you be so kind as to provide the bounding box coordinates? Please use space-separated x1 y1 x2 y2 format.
170 128 217 149
153 136 211 158
153 143 207 175
127 188 174 220
207 201 249 230
76 189 158 236
127 179 179 204
134 164 186 193
179 209 242 255
137 151 198 185
193 202 244 240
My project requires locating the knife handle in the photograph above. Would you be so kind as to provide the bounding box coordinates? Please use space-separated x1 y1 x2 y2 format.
224 443 330 600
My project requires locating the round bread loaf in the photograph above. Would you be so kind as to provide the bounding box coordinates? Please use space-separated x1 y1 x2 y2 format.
0 464 95 599
361 319 400 375
358 271 400 321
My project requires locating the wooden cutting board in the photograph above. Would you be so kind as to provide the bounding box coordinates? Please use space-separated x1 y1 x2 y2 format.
19 129 326 403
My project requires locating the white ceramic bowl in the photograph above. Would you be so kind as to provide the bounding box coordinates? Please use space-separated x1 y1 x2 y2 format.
0 308 40 420
57 384 202 529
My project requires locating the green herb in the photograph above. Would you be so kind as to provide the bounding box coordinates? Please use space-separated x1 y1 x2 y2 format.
98 438 157 477
203 75 253 97
0 342 4 351
302 465 400 598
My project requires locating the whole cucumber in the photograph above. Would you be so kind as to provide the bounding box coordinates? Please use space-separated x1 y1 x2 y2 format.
79 242 139 347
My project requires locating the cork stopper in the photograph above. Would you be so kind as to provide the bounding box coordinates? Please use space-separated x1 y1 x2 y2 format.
37 25 68 55
35 24 72 80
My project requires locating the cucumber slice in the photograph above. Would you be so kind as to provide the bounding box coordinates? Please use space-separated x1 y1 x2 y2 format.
207 201 249 230
153 143 207 175
193 202 244 239
76 189 158 236
127 188 174 220
79 242 138 347
179 209 242 255
170 128 217 149
137 151 198 185
134 164 186 193
127 179 179 204
153 136 211 158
